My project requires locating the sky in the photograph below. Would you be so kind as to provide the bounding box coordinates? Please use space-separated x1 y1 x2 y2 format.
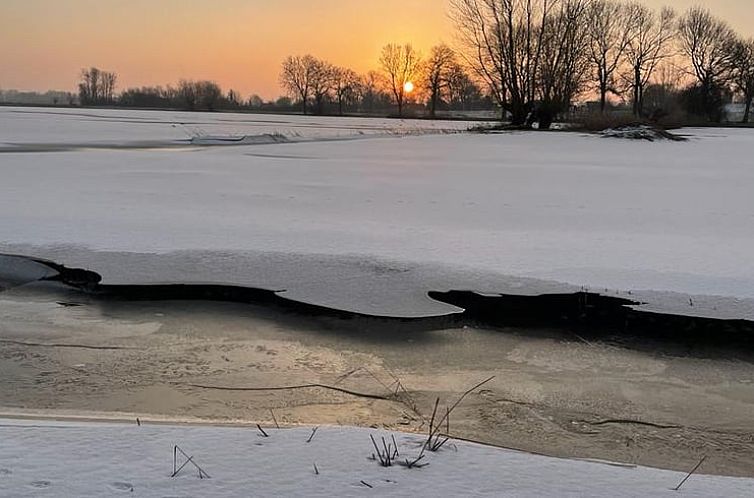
1 0 752 99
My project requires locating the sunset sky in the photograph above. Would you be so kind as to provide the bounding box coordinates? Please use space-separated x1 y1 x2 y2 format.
2 0 752 99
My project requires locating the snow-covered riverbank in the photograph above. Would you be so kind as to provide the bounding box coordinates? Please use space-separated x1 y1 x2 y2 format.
1 418 751 497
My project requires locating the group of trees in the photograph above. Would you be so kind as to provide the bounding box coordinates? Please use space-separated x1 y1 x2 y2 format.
280 49 483 116
279 44 491 117
71 2 754 124
677 7 754 122
451 0 754 126
85 77 286 112
78 67 118 105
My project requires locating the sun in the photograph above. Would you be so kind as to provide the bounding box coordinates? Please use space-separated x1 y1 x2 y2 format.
403 81 415 94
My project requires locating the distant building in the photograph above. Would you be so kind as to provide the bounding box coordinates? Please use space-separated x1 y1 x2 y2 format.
724 103 747 123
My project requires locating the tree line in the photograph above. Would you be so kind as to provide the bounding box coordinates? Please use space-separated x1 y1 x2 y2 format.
278 44 488 117
70 1 753 125
451 0 754 127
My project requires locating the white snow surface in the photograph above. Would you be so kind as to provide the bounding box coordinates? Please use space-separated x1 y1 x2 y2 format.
0 107 474 146
1 107 754 317
0 418 751 497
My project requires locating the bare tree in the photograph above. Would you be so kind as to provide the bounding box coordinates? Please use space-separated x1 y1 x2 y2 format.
248 94 264 109
536 0 592 128
175 80 222 111
622 3 676 116
677 7 737 120
586 0 633 112
100 71 117 103
446 63 481 111
423 44 457 118
177 80 197 110
197 81 222 111
452 0 581 127
451 0 508 120
226 89 242 107
731 38 754 123
379 43 422 117
332 67 360 115
360 71 390 113
309 59 335 115
78 67 117 105
280 55 317 114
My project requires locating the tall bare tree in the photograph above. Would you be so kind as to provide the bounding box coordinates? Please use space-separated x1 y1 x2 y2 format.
379 43 422 117
446 63 481 111
731 38 754 123
332 67 360 115
586 0 633 112
78 67 117 105
177 80 197 110
451 0 508 120
622 3 676 116
360 71 390 113
196 81 222 111
280 55 317 114
309 59 335 115
452 0 588 127
678 7 737 120
176 80 223 111
536 0 592 127
423 44 457 118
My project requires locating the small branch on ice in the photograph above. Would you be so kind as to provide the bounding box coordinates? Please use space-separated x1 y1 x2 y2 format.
578 418 682 430
185 383 389 401
313 462 319 475
171 445 210 479
401 453 429 469
256 424 269 438
360 480 373 488
674 455 707 491
0 339 135 351
306 427 319 443
269 409 280 429
369 434 400 467
423 376 494 453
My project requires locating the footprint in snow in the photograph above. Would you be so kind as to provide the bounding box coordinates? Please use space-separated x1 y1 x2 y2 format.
30 480 51 488
111 481 134 492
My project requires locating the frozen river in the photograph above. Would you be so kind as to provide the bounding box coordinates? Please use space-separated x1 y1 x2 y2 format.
2 107 754 319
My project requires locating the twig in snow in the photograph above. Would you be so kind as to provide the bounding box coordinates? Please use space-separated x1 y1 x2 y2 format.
313 462 319 475
172 445 211 479
360 480 373 488
257 424 269 437
172 455 196 478
424 376 494 453
136 417 141 426
370 434 400 467
674 455 707 491
306 427 319 443
401 453 429 469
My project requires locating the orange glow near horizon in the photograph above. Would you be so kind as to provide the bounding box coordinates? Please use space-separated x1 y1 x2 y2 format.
1 0 752 100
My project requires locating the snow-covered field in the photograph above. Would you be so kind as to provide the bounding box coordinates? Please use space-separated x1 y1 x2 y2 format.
1 107 754 318
0 418 751 497
0 107 475 147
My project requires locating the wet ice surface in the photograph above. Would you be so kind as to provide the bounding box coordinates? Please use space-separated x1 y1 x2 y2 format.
1 107 754 319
